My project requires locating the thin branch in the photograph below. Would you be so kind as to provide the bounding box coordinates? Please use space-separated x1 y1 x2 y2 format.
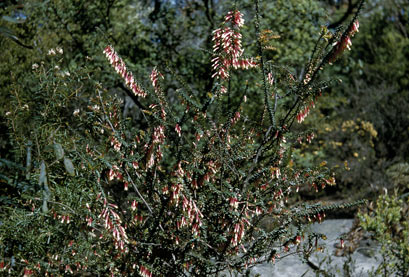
254 0 275 126
97 89 116 132
125 168 165 233
33 198 76 214
328 0 359 29
124 169 153 215
117 82 147 110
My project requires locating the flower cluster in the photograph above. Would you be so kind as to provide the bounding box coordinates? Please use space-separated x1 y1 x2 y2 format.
229 197 239 209
329 20 359 63
135 264 152 277
170 183 183 205
145 125 166 168
149 67 167 121
224 10 244 28
231 218 249 247
296 100 315 123
211 10 257 81
230 111 241 125
138 265 152 277
98 197 129 251
110 136 121 152
103 45 146 97
108 164 128 190
47 46 63 56
177 195 203 237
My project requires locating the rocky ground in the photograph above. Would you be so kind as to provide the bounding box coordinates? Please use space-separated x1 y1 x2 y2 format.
225 219 381 277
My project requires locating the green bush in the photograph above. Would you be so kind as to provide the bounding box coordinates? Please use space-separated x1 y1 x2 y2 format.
359 192 409 276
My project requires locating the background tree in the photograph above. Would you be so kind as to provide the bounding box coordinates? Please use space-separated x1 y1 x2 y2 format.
295 0 409 201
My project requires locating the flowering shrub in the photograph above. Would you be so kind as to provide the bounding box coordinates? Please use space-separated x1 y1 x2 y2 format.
1 2 365 276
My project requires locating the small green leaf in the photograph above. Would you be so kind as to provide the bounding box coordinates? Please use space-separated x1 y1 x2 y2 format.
64 157 75 176
0 26 33 49
0 26 19 40
2 15 26 24
53 143 65 160
39 161 47 185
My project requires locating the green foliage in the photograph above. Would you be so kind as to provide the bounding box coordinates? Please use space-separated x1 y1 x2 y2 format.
359 192 409 276
386 163 409 190
252 0 326 67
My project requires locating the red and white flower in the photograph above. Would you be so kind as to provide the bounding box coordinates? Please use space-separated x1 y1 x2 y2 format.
211 11 257 81
103 45 146 97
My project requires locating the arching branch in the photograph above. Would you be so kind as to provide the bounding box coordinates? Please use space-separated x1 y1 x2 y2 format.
328 0 360 29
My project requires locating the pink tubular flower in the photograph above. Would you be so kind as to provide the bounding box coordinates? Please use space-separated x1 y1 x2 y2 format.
295 235 301 244
139 265 152 277
255 206 262 216
229 197 239 209
150 67 164 93
131 200 138 211
296 106 309 123
306 133 315 143
350 20 359 36
175 124 181 137
103 45 146 98
23 268 33 277
267 72 274 86
86 216 93 226
108 165 123 182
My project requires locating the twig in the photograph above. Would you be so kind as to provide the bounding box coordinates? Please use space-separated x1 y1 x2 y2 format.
124 169 153 214
33 198 76 214
97 89 116 132
254 0 275 126
124 168 165 232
